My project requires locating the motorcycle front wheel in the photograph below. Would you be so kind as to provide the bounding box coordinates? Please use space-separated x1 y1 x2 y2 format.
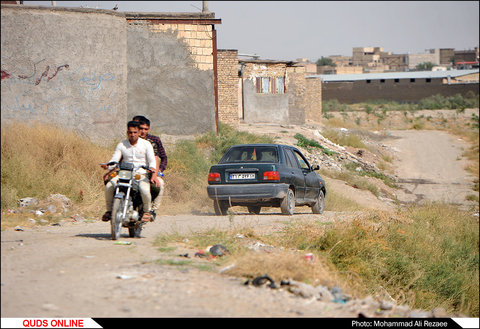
128 221 143 238
111 198 124 240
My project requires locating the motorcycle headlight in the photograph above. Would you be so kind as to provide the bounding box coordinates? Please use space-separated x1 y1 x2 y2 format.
118 170 132 180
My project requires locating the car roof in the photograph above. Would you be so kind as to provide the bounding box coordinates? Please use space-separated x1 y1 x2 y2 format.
228 143 294 149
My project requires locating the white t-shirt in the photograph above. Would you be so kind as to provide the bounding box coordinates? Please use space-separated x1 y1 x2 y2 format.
109 138 156 173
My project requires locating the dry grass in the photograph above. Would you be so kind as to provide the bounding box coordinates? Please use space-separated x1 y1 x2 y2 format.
266 204 479 316
225 251 350 289
154 226 357 297
1 122 111 215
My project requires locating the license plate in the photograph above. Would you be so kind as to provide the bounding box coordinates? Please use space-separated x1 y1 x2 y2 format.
230 173 255 180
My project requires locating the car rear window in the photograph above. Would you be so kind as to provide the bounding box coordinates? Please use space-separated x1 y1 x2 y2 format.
220 146 279 163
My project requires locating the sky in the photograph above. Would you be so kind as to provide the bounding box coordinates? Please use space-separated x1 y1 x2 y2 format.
22 1 480 62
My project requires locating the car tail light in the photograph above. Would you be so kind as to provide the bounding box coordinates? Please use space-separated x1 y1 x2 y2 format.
263 171 280 181
208 172 221 182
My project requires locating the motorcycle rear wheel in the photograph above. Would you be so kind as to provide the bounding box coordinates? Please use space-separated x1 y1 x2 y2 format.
111 198 123 240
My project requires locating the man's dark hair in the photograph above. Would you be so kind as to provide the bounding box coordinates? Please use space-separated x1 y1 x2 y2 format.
127 120 141 129
132 115 150 127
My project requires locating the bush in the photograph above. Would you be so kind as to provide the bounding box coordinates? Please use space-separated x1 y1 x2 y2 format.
417 93 479 110
322 99 349 113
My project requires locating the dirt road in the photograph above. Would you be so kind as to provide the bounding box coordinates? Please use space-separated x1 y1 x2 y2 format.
383 130 477 206
1 213 368 318
1 129 476 318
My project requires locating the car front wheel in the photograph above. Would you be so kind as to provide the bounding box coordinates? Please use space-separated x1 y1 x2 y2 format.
280 188 295 215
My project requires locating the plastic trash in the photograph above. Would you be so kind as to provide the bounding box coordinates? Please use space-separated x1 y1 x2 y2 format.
209 244 230 256
114 241 132 245
245 274 278 289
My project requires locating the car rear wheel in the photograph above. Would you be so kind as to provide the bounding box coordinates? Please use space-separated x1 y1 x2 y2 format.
247 205 261 214
312 190 325 214
213 200 229 216
280 188 295 215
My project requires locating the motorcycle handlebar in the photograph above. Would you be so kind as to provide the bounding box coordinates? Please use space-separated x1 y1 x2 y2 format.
100 162 159 175
100 161 118 167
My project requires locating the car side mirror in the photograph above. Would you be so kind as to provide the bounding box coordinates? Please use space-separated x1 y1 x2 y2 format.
312 164 320 171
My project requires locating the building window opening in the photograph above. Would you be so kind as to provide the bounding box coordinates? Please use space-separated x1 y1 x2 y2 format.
366 80 371 84
256 77 285 94
410 78 416 83
426 78 431 83
380 79 385 83
394 78 400 83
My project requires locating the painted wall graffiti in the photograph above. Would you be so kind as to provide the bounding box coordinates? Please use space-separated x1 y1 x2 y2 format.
1 6 128 144
2 64 70 85
1 58 118 124
77 72 115 96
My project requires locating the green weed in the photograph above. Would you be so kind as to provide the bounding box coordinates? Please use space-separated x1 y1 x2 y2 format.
294 133 338 156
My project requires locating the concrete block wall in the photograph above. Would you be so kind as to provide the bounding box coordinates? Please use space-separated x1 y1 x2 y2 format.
217 49 239 124
1 5 128 144
241 62 289 124
126 17 217 136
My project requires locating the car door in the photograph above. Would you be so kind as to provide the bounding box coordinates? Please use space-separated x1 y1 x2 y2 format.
283 148 305 201
292 149 320 202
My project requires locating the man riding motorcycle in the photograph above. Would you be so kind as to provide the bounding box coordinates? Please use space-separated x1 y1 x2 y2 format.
101 120 159 222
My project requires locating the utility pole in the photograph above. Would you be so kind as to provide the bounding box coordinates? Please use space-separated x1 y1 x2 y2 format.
202 1 210 13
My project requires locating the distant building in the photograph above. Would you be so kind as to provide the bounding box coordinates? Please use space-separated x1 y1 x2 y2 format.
352 47 384 67
310 69 479 104
349 47 408 73
454 48 479 69
382 53 408 72
328 55 352 67
216 52 322 125
408 48 455 70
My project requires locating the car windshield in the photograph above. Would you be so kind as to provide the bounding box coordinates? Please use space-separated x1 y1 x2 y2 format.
220 146 279 163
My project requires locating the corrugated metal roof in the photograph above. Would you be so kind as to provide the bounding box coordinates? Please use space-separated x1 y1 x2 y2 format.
307 69 479 82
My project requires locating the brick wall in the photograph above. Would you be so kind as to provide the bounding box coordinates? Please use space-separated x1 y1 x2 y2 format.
305 77 322 124
286 70 306 125
146 22 214 71
217 49 239 124
242 63 287 78
287 69 323 125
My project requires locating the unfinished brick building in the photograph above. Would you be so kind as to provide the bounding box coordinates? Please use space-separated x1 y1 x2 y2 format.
216 52 322 126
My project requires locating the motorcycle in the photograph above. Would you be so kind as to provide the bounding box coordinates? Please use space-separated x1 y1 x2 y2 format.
101 161 157 240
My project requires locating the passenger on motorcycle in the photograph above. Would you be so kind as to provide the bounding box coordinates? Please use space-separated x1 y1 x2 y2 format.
101 120 158 222
132 115 167 215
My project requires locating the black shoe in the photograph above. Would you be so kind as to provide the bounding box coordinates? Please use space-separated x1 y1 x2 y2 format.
149 210 156 222
102 211 111 222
